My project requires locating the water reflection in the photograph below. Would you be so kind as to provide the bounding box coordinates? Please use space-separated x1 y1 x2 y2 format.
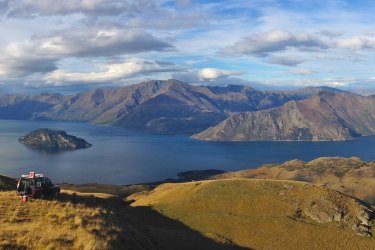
20 144 91 155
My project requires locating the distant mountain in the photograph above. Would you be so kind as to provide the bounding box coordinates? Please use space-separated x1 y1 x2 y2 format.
0 93 66 120
0 80 333 134
193 91 375 141
285 86 347 99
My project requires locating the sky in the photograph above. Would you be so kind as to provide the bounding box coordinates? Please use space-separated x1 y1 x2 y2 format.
1 0 375 93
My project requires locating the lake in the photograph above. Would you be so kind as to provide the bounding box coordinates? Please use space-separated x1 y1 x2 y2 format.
1 119 375 185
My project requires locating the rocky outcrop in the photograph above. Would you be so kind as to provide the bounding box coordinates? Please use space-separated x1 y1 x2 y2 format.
302 196 373 237
282 183 374 237
193 91 375 141
18 128 92 150
303 199 349 223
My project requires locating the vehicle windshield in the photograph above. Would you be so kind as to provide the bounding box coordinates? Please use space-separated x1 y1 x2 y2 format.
18 178 35 193
44 178 53 187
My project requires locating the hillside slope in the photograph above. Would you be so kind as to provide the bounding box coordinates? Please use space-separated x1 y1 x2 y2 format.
211 157 375 204
130 179 375 249
0 189 242 250
193 91 375 141
2 177 375 249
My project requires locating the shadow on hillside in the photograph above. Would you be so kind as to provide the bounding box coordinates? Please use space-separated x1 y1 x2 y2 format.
56 192 250 250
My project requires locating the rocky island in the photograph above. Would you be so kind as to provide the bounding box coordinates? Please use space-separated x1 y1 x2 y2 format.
18 128 92 150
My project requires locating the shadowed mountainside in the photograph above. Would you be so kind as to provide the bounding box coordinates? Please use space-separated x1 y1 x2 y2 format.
193 91 375 141
0 80 339 134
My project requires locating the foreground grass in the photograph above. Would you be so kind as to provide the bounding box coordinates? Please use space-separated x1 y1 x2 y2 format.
0 191 127 249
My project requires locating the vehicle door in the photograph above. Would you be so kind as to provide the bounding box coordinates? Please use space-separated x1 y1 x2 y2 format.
35 178 43 195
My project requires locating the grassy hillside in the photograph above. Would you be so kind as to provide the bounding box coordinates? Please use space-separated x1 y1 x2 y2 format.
62 183 153 198
0 175 17 191
2 176 375 249
0 188 243 249
211 157 375 204
130 179 375 249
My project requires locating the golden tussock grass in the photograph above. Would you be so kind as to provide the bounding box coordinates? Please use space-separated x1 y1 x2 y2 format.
0 188 241 250
212 157 375 204
130 179 375 249
0 191 124 250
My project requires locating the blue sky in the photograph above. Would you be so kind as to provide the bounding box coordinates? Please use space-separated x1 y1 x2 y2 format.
0 0 375 93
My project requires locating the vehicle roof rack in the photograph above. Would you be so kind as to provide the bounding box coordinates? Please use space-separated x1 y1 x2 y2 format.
21 172 44 178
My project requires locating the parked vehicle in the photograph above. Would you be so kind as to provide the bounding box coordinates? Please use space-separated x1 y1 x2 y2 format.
17 172 60 199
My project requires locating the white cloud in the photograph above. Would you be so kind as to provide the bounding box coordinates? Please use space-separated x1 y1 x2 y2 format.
173 67 242 82
1 0 155 17
335 36 375 50
197 68 241 80
261 77 364 88
222 30 327 57
35 28 173 57
290 68 316 75
176 0 191 8
0 28 173 76
222 30 375 57
43 58 179 85
267 54 305 66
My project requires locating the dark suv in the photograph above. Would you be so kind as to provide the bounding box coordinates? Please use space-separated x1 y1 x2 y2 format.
17 172 60 199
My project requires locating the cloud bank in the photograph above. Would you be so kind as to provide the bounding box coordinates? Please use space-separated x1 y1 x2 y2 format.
43 58 179 85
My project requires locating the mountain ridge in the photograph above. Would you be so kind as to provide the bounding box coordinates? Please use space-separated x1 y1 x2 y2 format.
0 79 341 134
193 91 375 141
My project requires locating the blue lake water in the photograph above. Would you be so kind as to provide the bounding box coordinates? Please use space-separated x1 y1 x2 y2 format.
1 119 375 185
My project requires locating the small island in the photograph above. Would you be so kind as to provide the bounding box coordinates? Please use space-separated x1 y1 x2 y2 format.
18 128 92 150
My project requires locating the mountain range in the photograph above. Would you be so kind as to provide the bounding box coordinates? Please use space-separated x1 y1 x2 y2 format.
2 79 371 141
0 79 330 134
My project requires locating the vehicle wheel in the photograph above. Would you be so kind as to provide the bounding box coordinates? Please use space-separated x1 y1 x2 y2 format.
53 190 60 198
